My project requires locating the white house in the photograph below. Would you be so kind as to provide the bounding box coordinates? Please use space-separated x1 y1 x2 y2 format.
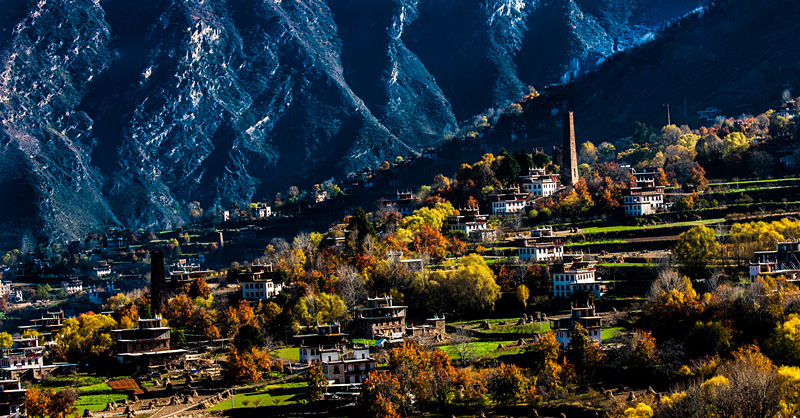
623 169 665 216
447 208 488 235
623 191 664 216
518 239 564 262
551 255 606 298
519 169 559 197
241 280 282 300
551 303 602 347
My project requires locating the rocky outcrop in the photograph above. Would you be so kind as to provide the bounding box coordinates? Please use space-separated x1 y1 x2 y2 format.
0 0 702 247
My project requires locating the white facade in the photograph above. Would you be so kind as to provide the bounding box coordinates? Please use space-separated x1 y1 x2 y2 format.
623 192 664 216
450 222 486 235
519 243 564 262
241 280 282 300
552 269 606 298
522 175 559 197
491 199 526 215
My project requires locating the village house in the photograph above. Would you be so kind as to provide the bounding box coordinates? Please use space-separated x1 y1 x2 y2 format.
352 295 407 339
60 278 83 295
517 231 565 263
383 190 417 216
18 310 64 346
0 379 25 418
0 338 54 380
488 187 528 215
92 261 112 277
623 168 665 217
519 168 559 197
406 315 446 339
320 344 375 385
749 240 800 283
239 225 258 240
168 258 212 283
240 263 283 300
112 317 187 372
550 302 602 347
105 229 126 250
550 254 606 298
447 208 489 237
88 283 115 306
293 324 349 366
253 203 272 219
386 251 424 273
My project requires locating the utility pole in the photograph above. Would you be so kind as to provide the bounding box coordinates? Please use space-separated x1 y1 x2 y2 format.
663 103 671 126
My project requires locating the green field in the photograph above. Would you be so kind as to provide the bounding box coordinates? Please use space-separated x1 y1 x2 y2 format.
77 383 112 393
351 338 377 347
450 317 551 335
76 393 129 414
207 382 307 410
580 218 724 234
601 326 625 341
271 347 300 361
437 340 516 360
708 177 800 187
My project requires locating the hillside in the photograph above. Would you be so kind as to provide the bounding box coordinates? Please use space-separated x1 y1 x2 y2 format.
0 0 702 248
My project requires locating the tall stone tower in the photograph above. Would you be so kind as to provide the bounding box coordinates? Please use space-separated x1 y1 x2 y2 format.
561 111 579 186
150 250 166 316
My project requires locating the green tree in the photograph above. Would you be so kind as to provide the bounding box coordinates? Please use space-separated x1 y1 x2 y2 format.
495 149 521 185
673 225 720 279
233 324 266 351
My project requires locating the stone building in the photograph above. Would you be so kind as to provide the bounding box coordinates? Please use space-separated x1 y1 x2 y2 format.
112 317 186 372
352 295 407 339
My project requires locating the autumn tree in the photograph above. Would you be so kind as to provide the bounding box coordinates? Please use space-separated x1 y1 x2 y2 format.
490 363 532 406
766 314 800 366
360 371 402 418
673 225 720 279
0 332 12 349
628 330 659 368
412 225 449 260
437 254 500 314
516 284 530 311
305 361 328 401
224 346 273 382
186 277 211 299
566 323 604 378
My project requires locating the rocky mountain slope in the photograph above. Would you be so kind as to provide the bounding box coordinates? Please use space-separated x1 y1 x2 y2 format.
0 0 702 247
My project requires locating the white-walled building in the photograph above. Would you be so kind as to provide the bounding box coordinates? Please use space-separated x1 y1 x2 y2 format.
750 241 800 283
518 239 565 262
551 303 602 347
623 169 665 216
519 168 559 197
240 263 283 300
488 187 529 215
551 255 606 298
447 208 488 236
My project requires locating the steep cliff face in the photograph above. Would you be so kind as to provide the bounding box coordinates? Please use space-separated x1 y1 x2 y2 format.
0 0 703 247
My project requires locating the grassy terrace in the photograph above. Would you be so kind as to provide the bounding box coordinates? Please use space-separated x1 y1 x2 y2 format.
708 177 800 187
565 239 626 247
580 218 724 234
270 347 300 361
207 382 307 410
76 394 129 414
450 317 552 335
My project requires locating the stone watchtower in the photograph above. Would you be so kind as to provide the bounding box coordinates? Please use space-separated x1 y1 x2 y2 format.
561 111 579 186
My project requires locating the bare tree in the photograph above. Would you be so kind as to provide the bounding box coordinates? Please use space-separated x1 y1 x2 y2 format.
452 327 476 366
647 268 687 300
335 264 366 313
